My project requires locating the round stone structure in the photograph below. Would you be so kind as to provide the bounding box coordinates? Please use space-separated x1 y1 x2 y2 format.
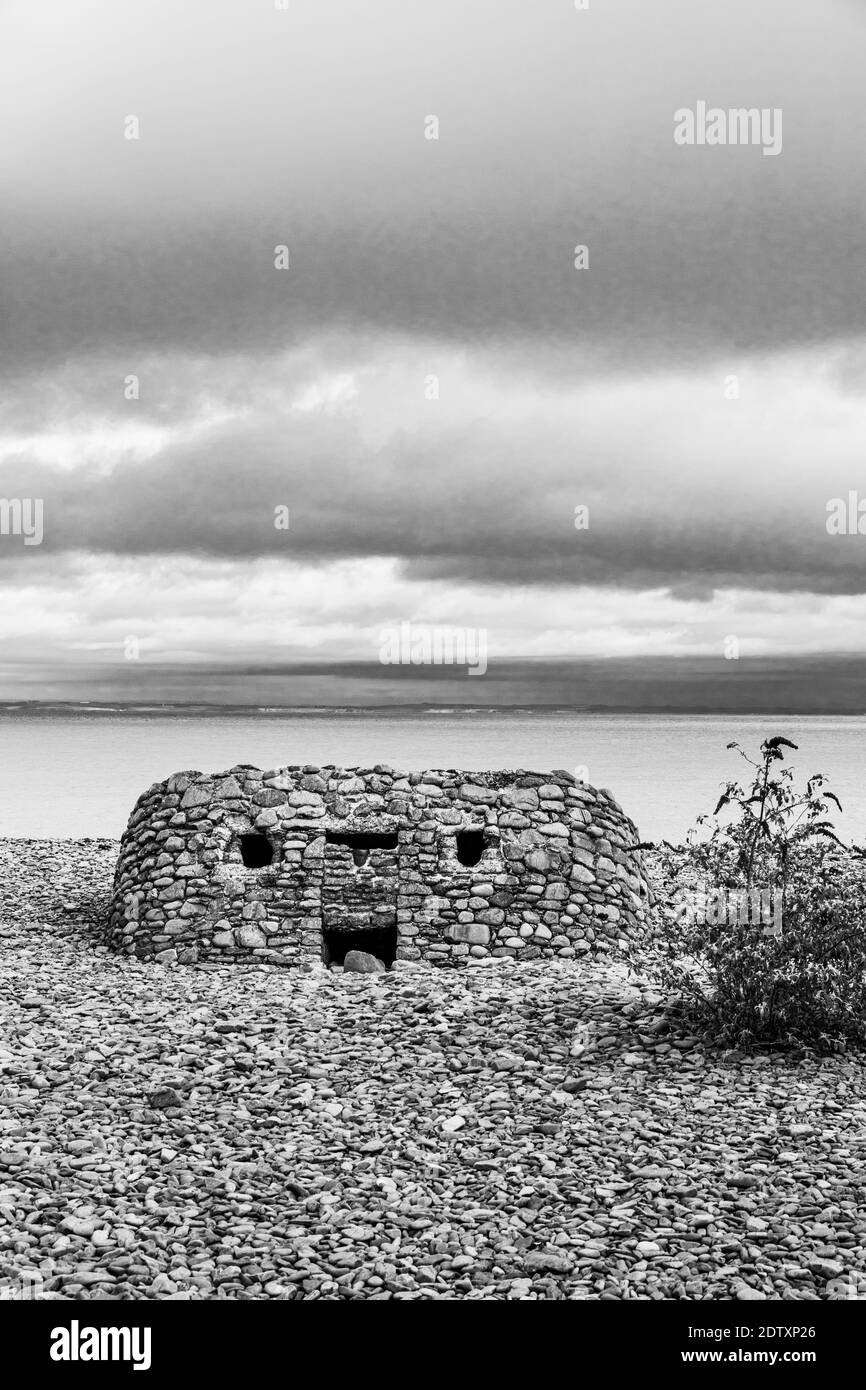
107 764 652 967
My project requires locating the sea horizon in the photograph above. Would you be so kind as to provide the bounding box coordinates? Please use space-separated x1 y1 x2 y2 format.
5 702 866 716
5 655 866 716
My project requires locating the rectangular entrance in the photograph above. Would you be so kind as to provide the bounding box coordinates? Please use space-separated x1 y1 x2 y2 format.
321 922 398 967
321 829 399 965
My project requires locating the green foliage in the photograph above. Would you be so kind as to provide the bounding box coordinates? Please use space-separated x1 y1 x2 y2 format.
688 735 844 899
652 737 866 1051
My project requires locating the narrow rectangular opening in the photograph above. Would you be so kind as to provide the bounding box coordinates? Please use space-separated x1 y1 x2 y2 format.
325 831 399 848
322 924 398 969
325 829 399 868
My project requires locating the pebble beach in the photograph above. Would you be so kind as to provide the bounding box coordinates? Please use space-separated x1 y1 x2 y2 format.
1 839 865 1301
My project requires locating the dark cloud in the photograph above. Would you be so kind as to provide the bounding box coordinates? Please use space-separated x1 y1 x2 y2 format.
2 185 864 375
2 0 866 370
2 0 866 683
2 357 865 595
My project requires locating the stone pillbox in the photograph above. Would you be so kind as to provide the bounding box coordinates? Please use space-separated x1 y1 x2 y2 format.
107 765 653 968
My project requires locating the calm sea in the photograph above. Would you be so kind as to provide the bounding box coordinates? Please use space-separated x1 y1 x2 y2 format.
1 711 864 845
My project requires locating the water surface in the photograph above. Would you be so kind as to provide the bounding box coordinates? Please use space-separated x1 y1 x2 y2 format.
1 710 863 844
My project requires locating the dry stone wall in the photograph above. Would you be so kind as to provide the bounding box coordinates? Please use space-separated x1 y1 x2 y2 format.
107 765 652 967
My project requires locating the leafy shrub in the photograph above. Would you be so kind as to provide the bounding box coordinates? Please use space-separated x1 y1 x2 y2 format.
650 737 866 1050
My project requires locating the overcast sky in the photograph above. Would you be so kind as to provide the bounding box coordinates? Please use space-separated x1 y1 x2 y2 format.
1 0 865 701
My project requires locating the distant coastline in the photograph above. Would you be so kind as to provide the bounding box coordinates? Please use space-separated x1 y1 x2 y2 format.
3 655 865 717
1 702 865 719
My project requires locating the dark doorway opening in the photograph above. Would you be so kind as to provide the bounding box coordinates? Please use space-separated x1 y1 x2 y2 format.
240 833 274 868
322 924 398 968
325 829 398 867
456 830 486 867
